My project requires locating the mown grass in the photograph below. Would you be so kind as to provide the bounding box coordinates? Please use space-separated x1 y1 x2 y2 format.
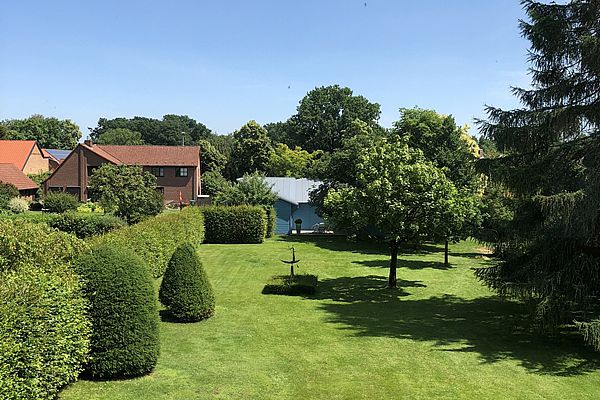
60 237 600 399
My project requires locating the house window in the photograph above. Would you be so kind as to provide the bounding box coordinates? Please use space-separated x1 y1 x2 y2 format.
151 167 164 177
87 166 99 177
176 167 188 177
49 186 63 193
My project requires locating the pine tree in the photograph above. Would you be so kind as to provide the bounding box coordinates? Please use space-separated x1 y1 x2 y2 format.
476 0 600 348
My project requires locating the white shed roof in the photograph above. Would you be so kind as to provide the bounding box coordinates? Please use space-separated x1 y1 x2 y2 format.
264 177 322 205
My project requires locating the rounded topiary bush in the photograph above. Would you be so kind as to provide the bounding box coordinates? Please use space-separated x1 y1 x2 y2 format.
159 243 215 322
74 244 159 379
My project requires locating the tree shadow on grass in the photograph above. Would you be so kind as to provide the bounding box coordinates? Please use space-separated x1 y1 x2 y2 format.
306 275 600 376
280 236 443 256
353 259 452 270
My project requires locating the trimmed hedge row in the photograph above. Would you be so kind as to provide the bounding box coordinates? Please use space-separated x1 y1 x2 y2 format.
74 244 159 378
202 205 267 244
48 212 126 238
91 207 205 278
0 221 90 400
262 274 318 296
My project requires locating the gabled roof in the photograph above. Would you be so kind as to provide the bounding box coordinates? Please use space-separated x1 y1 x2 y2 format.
0 140 39 170
0 163 38 190
263 177 322 205
84 144 200 166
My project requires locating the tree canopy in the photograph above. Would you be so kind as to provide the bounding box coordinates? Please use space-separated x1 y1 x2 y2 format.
91 115 212 146
286 85 381 152
323 138 458 287
96 128 143 145
1 115 81 149
475 0 600 349
88 164 163 224
229 121 272 178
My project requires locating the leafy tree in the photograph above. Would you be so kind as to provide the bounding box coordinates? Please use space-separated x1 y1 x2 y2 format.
229 121 272 178
264 121 293 146
309 119 384 218
267 143 322 177
96 128 143 145
215 172 277 207
392 108 482 264
323 138 457 287
88 164 163 224
1 115 81 149
475 0 600 349
197 139 227 173
287 85 381 152
91 115 212 146
201 170 232 197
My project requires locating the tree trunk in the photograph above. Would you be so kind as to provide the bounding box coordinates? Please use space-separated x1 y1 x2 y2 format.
389 239 399 288
444 240 449 267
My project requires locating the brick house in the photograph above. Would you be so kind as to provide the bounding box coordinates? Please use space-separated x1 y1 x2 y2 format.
0 163 39 199
0 140 51 175
44 140 201 203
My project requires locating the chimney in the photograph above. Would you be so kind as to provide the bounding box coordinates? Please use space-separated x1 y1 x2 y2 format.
84 139 93 146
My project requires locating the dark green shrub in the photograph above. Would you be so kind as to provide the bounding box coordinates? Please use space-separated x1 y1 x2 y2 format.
48 212 126 238
92 207 205 278
74 244 159 379
262 274 318 296
44 191 80 213
202 205 266 243
0 220 90 399
264 206 276 238
159 243 215 322
0 182 19 209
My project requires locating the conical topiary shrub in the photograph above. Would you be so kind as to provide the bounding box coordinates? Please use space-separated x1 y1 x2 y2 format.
159 243 215 322
74 244 160 379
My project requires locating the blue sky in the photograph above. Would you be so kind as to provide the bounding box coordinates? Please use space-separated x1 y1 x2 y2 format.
0 1 530 137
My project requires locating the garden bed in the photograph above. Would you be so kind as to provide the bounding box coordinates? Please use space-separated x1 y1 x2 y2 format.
262 274 318 295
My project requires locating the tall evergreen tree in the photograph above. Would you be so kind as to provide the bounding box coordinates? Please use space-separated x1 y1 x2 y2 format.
476 0 600 349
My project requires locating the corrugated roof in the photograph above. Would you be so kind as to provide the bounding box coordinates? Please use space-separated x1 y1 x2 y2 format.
0 140 37 170
90 144 200 166
263 177 322 205
0 163 39 190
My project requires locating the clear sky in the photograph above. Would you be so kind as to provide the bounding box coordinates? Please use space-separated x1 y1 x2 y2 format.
0 1 531 137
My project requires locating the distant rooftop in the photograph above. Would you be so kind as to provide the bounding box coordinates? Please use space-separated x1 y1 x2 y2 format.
44 149 71 161
264 177 322 205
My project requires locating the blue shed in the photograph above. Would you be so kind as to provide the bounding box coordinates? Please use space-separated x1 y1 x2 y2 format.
264 177 324 235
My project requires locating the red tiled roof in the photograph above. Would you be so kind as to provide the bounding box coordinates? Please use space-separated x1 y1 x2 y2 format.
0 140 37 170
0 163 38 190
88 144 200 167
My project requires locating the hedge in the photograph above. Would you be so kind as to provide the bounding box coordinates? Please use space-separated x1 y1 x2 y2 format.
202 205 267 244
91 207 205 278
262 274 318 296
74 244 159 379
159 243 215 322
48 212 126 238
264 206 276 238
0 221 90 400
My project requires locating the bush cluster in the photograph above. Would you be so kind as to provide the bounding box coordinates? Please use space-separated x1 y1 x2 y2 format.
7 197 29 214
262 274 318 296
0 182 19 209
74 244 159 379
202 205 267 244
0 221 90 399
44 192 80 213
264 206 276 238
159 243 215 322
48 212 126 238
92 207 205 277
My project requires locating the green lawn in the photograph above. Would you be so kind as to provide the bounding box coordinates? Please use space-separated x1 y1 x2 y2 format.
61 237 600 399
